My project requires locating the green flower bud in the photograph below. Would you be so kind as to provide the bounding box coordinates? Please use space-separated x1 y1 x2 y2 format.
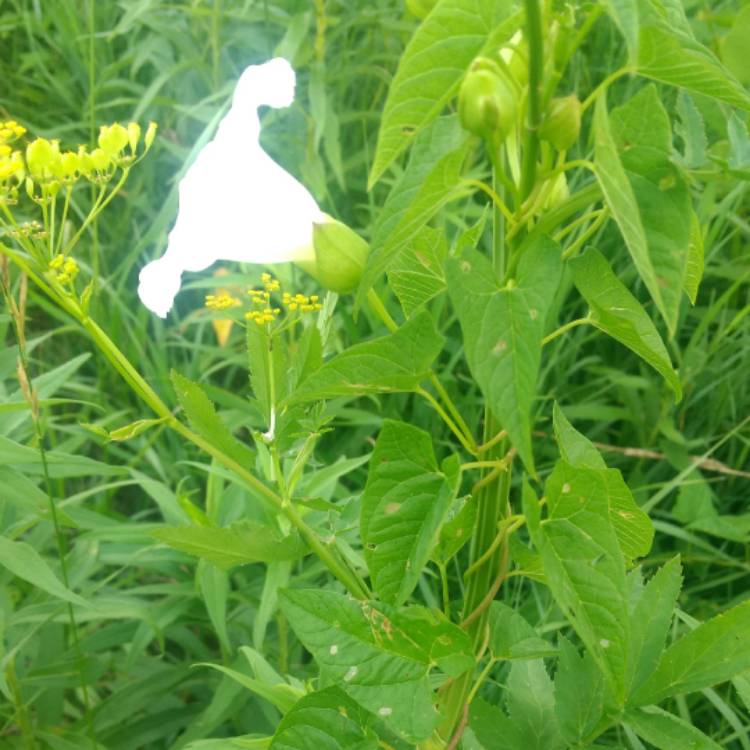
543 172 570 211
127 122 141 153
98 123 130 155
500 31 528 89
144 122 158 151
539 95 582 151
405 0 437 19
90 148 111 172
458 60 516 144
296 217 369 294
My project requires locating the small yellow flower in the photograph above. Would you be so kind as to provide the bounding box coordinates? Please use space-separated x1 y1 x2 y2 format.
49 254 79 285
205 292 241 311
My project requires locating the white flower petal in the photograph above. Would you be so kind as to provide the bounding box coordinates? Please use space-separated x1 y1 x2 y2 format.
138 57 323 316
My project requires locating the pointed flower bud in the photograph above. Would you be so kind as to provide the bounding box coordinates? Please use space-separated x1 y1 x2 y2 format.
98 123 130 155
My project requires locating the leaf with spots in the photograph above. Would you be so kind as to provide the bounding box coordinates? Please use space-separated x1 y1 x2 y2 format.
552 403 654 561
361 420 458 605
524 461 631 704
287 310 444 405
630 599 750 706
447 235 563 474
280 590 445 741
270 686 379 750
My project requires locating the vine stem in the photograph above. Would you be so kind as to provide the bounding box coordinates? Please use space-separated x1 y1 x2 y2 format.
519 0 543 201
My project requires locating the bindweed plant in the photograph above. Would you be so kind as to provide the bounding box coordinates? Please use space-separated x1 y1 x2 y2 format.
2 0 750 748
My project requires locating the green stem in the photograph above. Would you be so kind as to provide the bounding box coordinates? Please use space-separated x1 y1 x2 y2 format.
520 0 544 201
416 386 477 456
542 316 591 346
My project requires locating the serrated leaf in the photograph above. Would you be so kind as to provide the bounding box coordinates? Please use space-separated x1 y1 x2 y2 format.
388 225 447 316
288 310 444 404
361 420 457 604
631 600 750 705
369 0 515 187
728 112 750 173
171 370 256 467
628 557 682 697
528 461 631 703
360 117 470 306
554 636 606 745
270 687 378 750
638 24 750 111
469 698 515 748
569 248 681 400
151 521 307 569
625 705 723 750
552 404 654 561
721 5 750 85
0 537 89 608
447 236 563 473
488 602 556 661
279 589 438 741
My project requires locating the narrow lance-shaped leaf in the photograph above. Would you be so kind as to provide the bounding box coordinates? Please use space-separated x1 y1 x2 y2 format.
369 0 516 187
447 235 563 473
288 310 444 404
631 599 750 706
637 24 750 111
610 85 693 335
593 95 665 331
151 521 307 570
569 248 681 400
625 705 724 750
361 420 458 605
358 116 471 306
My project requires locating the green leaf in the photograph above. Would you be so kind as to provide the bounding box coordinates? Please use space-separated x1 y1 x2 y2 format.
151 521 307 570
0 537 89 608
552 402 606 470
628 557 682 697
552 404 654 561
107 416 169 441
604 0 639 60
359 116 470 305
433 495 477 564
0 436 124 478
447 236 563 473
675 92 707 170
593 95 660 328
279 589 438 741
288 310 444 404
610 85 693 335
247 324 290 428
638 24 750 111
569 248 681 400
488 602 556 661
624 706 723 750
528 461 631 703
720 5 750 85
631 599 750 705
171 370 256 467
684 211 704 304
388 225 447 317
554 636 606 745
728 112 750 173
361 420 457 605
368 0 515 187
469 698 514 748
270 687 378 750
504 660 565 750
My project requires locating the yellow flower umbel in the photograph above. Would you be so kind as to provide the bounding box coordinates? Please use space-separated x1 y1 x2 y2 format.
48 254 79 286
0 120 27 204
205 292 241 311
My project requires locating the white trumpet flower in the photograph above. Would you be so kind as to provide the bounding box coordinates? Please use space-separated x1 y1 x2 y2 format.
137 57 326 317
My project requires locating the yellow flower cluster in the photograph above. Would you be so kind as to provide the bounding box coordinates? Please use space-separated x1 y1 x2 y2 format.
282 291 322 313
49 254 79 285
205 292 241 311
205 272 322 328
1 119 157 205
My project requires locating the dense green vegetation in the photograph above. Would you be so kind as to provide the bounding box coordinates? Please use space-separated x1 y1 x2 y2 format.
1 0 750 748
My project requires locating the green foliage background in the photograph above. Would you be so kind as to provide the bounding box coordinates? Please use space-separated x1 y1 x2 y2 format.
0 0 749 748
